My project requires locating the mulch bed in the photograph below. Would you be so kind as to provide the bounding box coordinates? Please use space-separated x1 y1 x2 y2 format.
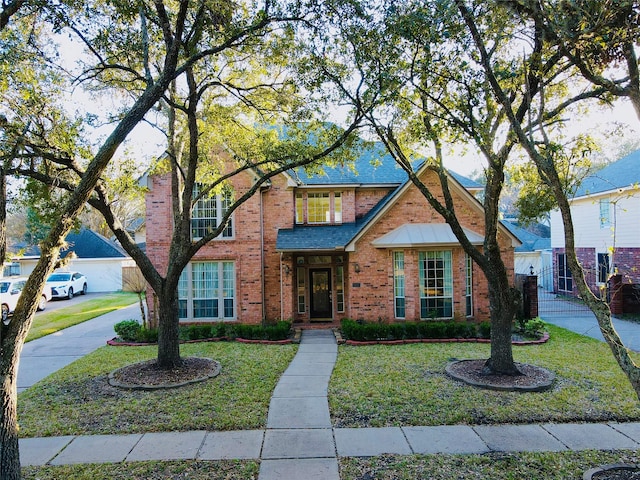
587 465 640 480
445 358 556 392
108 357 221 390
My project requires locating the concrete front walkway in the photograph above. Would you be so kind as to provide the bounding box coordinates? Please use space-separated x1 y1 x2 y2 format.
260 329 339 480
18 328 640 476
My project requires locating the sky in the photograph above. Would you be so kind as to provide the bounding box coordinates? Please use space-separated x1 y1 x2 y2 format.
441 100 640 178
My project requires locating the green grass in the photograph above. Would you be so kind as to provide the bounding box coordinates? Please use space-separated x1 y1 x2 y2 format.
27 292 138 342
22 451 640 479
329 324 640 427
18 342 297 437
22 460 259 480
339 450 640 480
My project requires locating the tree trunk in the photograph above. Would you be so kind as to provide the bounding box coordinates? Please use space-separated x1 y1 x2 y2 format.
483 265 522 375
0 333 21 480
156 286 181 369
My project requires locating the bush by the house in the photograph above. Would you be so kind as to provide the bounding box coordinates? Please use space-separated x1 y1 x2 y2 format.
340 318 546 342
341 318 486 342
113 320 142 342
113 320 291 343
478 321 491 339
517 317 547 339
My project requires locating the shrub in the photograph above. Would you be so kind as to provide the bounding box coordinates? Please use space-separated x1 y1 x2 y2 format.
115 320 291 344
340 319 359 340
340 319 483 341
180 324 215 341
520 317 546 338
136 327 158 343
234 321 291 341
455 322 477 339
114 320 141 342
404 322 418 339
478 321 491 339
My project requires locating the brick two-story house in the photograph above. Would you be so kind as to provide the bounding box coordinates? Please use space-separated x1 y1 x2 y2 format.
145 150 518 326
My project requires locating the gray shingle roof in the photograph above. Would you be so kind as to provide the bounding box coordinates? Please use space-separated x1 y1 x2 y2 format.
17 228 127 259
574 149 640 198
290 142 482 189
501 221 551 253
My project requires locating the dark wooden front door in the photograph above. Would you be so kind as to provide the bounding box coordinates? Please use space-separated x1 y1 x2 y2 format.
310 268 332 319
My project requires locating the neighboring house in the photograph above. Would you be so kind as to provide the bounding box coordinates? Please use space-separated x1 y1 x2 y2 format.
502 220 552 290
550 149 640 301
125 217 146 245
11 227 136 292
145 148 520 326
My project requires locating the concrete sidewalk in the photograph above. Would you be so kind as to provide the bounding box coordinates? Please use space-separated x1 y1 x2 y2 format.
18 329 640 477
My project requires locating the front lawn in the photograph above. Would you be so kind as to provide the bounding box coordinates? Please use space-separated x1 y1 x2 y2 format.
339 450 640 480
329 324 640 427
22 460 259 480
18 342 297 437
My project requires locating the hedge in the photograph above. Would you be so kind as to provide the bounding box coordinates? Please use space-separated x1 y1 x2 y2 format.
113 320 292 344
340 318 491 342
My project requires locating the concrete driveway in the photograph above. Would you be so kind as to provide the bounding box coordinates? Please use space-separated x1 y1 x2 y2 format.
18 298 141 392
539 291 640 352
36 292 102 314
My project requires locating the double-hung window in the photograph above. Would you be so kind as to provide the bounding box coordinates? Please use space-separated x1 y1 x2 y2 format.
419 250 453 319
178 261 235 320
191 184 233 239
393 251 405 318
599 198 611 228
465 254 473 317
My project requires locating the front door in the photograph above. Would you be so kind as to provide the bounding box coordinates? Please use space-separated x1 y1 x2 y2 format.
310 268 332 319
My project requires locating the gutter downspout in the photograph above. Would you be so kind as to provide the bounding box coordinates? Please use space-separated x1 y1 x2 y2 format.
260 185 271 325
280 252 284 321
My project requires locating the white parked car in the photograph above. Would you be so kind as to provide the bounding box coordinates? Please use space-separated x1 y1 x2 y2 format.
46 271 88 300
0 277 52 324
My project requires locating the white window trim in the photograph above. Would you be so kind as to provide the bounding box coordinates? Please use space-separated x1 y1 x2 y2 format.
191 185 234 240
599 198 611 228
179 261 236 321
393 251 405 319
419 250 453 319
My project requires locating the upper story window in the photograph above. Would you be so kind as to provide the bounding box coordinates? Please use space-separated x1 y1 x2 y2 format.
599 198 611 228
295 193 304 224
297 191 342 225
191 183 233 239
308 192 330 223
